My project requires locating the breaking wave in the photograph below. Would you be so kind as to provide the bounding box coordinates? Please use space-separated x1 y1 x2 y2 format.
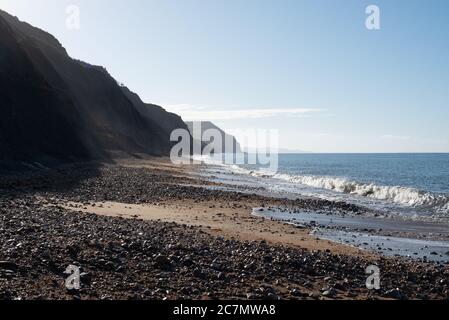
195 155 449 213
271 173 449 212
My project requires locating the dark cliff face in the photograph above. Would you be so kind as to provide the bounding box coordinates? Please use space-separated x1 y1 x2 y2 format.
0 9 189 164
120 86 188 138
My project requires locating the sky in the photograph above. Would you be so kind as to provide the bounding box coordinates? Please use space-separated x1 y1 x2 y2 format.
1 0 449 153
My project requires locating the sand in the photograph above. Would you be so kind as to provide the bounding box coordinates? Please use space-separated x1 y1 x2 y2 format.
63 199 375 260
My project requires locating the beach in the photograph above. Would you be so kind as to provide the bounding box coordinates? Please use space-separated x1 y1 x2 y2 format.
1 158 449 300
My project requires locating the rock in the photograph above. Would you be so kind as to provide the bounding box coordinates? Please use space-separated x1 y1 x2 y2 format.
154 254 172 270
290 288 304 297
1 163 448 300
266 293 280 300
322 288 336 297
0 270 16 279
0 261 18 271
182 256 194 266
210 259 223 271
309 292 321 299
217 272 227 281
385 288 407 300
80 272 92 285
193 269 206 279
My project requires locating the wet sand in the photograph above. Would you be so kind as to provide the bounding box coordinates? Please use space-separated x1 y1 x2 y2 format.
252 207 449 262
61 200 373 258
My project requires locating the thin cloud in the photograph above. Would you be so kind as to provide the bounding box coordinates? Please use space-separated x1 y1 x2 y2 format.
163 104 323 121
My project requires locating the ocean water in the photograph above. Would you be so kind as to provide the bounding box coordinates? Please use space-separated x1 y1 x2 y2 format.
198 153 449 221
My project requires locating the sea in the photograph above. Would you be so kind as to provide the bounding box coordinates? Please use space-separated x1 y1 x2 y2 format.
194 153 449 261
197 153 449 222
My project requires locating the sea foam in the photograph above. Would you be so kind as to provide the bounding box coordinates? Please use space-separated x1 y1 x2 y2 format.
195 155 449 214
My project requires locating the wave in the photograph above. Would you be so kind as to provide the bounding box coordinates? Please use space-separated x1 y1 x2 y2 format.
273 173 449 210
195 155 449 213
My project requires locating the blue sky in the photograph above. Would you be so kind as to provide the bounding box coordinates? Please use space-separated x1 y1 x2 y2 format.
1 0 449 152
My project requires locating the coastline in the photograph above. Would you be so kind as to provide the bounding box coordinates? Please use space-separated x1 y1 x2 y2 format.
1 158 448 300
